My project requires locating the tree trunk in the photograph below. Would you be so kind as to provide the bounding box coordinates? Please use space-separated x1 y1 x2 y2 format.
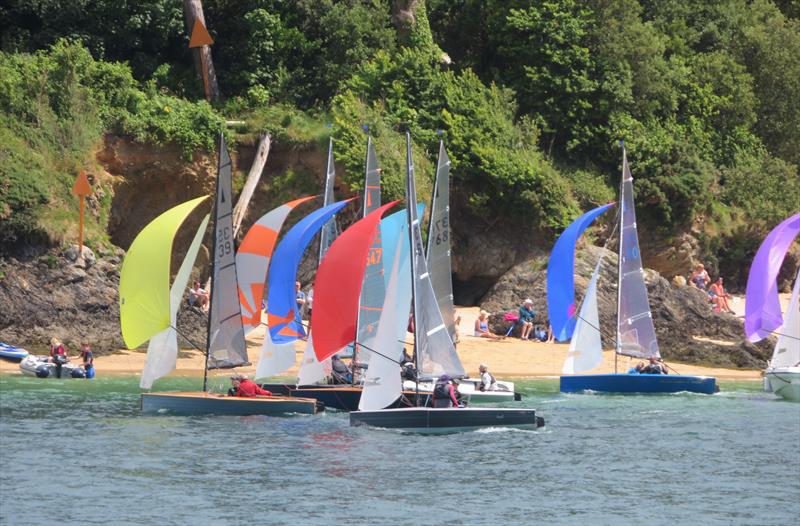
183 0 221 101
232 134 271 237
391 0 441 54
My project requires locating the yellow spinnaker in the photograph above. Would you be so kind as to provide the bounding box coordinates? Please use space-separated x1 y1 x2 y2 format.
119 196 209 349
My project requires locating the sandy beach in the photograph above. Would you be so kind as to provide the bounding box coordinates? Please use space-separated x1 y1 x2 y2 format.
0 306 763 381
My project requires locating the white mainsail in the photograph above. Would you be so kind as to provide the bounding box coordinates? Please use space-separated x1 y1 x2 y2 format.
141 215 210 389
406 133 465 378
426 140 456 343
771 268 800 369
563 261 603 375
616 146 660 359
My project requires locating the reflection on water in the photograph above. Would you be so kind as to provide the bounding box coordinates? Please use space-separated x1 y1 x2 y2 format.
1 375 797 525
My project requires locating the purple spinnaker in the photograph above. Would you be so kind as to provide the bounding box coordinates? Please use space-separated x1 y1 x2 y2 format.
744 212 800 342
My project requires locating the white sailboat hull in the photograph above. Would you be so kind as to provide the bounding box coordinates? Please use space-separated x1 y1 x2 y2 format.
764 367 800 401
403 378 519 402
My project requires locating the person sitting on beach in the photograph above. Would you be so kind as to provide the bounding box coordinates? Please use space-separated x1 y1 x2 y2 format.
518 299 536 340
545 325 555 344
627 361 645 374
708 277 734 314
689 264 710 290
432 375 462 408
79 342 94 379
453 310 462 348
229 374 272 397
331 354 353 384
478 363 497 392
474 310 504 340
189 281 209 312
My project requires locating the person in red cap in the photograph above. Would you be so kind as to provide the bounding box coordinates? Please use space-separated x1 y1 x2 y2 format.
229 374 272 397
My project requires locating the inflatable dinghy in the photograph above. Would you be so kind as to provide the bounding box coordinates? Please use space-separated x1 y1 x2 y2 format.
19 355 88 379
0 342 29 361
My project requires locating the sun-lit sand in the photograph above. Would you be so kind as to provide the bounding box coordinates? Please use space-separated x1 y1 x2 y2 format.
1 305 766 381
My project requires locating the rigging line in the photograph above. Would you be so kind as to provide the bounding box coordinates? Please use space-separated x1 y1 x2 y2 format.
355 341 402 366
760 328 800 342
171 325 206 354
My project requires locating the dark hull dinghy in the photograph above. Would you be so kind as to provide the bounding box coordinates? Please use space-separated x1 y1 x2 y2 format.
140 392 321 416
350 407 544 434
259 383 430 411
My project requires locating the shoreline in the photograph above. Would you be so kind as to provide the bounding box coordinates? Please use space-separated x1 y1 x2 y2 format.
0 324 763 382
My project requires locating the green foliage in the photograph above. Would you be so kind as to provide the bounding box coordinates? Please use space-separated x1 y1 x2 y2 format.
334 47 578 234
0 40 222 252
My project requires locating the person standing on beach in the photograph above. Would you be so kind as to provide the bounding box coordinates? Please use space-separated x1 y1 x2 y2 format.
79 342 94 379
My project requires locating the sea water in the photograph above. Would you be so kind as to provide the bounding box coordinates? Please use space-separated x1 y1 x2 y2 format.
0 375 797 526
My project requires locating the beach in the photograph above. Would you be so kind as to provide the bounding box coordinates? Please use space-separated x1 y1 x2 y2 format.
0 306 762 381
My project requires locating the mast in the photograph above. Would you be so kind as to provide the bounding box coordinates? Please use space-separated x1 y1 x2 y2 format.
318 137 336 265
425 139 442 259
615 140 625 374
405 132 421 405
352 135 371 375
202 131 224 392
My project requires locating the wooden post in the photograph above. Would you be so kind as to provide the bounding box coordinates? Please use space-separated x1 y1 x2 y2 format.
71 171 92 254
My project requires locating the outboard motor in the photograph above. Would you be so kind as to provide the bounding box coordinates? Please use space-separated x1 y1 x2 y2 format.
71 368 86 379
35 365 50 378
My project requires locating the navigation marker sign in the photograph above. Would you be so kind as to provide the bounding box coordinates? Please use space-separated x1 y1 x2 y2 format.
71 170 92 255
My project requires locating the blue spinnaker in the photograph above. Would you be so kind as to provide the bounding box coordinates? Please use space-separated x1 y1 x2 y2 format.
547 203 615 342
267 199 353 343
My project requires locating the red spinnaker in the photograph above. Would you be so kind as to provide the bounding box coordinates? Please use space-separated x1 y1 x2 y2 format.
312 200 400 362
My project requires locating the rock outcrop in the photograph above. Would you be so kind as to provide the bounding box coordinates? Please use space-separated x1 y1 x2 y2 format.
481 245 774 368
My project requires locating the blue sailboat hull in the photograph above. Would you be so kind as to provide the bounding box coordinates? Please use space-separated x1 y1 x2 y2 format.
560 374 717 394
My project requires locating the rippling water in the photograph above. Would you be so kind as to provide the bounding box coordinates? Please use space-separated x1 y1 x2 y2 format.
1 374 797 525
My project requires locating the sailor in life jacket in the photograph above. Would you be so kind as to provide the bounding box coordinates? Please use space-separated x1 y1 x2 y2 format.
432 375 462 408
478 363 497 391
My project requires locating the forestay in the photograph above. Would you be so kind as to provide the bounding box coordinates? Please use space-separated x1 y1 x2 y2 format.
267 199 353 344
426 140 456 343
744 212 800 342
207 137 249 369
142 214 210 388
616 147 660 359
236 196 315 334
119 195 209 349
405 133 465 378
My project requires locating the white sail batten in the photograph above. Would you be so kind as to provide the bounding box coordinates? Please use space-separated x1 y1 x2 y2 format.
616 147 660 360
771 268 800 369
563 260 603 375
141 215 210 389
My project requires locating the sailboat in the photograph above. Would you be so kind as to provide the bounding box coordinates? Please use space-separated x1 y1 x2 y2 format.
552 142 717 394
745 212 800 401
344 132 543 433
120 133 319 415
402 138 519 402
259 135 425 410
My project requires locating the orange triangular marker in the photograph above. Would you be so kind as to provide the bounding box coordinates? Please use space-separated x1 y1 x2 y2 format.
71 171 92 196
188 19 214 48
